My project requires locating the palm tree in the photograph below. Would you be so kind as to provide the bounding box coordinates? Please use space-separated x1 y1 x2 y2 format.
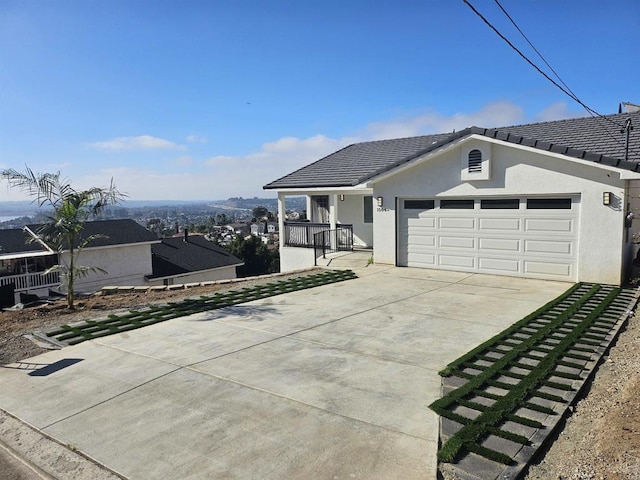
1 167 126 309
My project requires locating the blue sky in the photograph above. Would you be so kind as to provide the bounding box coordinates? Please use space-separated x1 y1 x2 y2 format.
1 0 639 201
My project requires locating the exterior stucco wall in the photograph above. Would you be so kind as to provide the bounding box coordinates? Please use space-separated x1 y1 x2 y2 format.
147 265 238 286
336 195 373 247
280 246 317 272
372 141 627 284
624 179 640 282
60 243 154 293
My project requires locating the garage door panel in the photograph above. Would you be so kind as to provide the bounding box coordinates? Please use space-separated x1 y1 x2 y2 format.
405 226 436 237
404 235 436 247
525 218 574 233
478 257 520 273
438 217 475 229
439 255 475 268
525 239 572 255
407 253 436 266
439 236 475 249
524 261 571 277
407 217 436 228
479 238 520 252
479 218 520 231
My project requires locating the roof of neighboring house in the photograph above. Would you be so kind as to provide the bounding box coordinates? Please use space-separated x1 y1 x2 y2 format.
150 234 243 278
264 110 640 189
66 219 160 248
0 228 50 256
0 219 159 257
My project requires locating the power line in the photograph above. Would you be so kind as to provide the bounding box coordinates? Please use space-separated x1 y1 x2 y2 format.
493 0 580 103
461 0 625 136
488 0 628 149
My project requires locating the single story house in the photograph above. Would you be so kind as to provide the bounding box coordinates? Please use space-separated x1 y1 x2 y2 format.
264 108 640 285
147 231 243 285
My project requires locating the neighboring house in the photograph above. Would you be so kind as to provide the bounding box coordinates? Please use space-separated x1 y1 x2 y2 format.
250 222 278 236
0 219 160 302
0 226 59 304
265 109 640 285
147 231 243 286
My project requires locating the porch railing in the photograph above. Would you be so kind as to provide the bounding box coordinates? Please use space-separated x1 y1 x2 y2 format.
313 226 354 265
0 271 60 292
284 222 353 248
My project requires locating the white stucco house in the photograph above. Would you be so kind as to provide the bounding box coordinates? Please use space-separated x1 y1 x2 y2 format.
0 219 160 302
264 108 640 285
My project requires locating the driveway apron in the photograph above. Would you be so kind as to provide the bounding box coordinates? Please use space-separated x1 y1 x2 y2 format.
0 266 570 479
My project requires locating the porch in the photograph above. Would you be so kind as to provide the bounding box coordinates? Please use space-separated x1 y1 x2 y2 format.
0 271 61 292
277 191 374 272
283 222 355 267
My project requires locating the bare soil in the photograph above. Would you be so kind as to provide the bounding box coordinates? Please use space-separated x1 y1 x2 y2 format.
523 313 640 480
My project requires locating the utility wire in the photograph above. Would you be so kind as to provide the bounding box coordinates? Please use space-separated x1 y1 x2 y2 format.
462 0 625 135
493 0 580 104
489 0 628 150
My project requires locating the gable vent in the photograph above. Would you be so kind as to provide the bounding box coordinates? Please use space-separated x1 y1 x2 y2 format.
468 149 482 173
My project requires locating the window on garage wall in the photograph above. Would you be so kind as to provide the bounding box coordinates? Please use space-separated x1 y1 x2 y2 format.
404 199 435 210
480 198 520 209
364 196 373 223
440 199 474 209
526 198 572 209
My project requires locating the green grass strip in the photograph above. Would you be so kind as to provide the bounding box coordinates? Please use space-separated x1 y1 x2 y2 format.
432 284 623 464
438 283 583 377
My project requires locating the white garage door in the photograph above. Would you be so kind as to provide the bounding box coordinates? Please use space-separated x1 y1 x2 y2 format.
398 196 579 281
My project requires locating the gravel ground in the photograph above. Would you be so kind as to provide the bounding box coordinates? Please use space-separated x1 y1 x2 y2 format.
523 313 640 480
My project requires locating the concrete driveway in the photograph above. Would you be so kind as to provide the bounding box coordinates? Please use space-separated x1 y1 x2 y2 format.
0 266 570 479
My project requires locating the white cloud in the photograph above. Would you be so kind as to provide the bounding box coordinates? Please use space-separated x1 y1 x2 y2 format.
362 101 526 140
176 156 194 166
66 101 582 201
532 102 586 123
91 135 187 151
186 134 208 143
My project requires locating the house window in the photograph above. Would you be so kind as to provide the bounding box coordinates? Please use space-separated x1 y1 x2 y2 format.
468 149 482 173
526 198 572 209
404 199 435 210
440 199 474 209
311 195 329 223
481 198 520 209
364 196 373 223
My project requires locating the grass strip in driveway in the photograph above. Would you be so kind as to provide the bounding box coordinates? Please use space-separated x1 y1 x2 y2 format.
45 269 357 345
430 282 639 475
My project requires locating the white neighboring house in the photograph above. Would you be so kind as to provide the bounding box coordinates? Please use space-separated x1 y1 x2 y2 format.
265 109 640 285
0 219 160 304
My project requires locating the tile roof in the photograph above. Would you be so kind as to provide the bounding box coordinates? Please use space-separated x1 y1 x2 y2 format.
264 111 640 189
0 228 50 256
0 219 158 256
150 234 243 278
68 219 160 248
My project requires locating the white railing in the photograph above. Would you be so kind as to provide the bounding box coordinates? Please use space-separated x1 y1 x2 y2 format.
0 271 60 291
